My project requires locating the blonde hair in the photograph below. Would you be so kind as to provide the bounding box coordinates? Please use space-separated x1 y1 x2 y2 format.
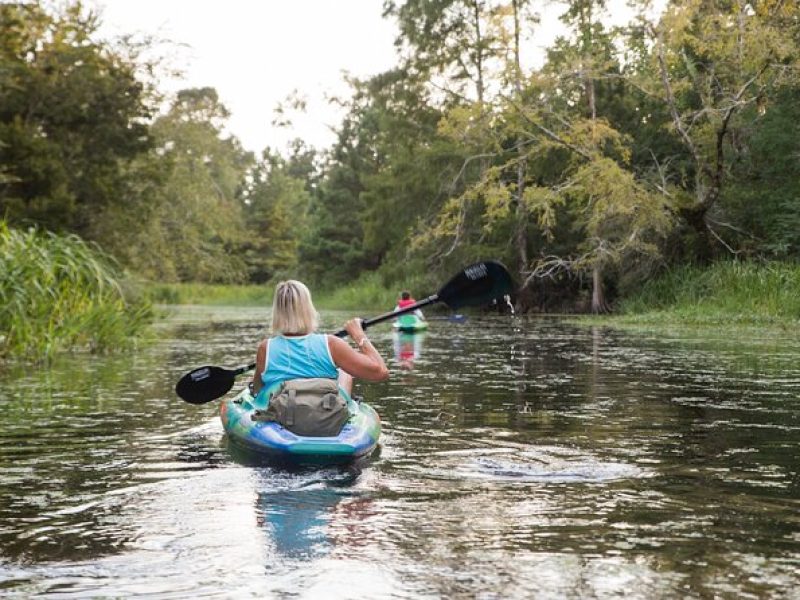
271 280 319 335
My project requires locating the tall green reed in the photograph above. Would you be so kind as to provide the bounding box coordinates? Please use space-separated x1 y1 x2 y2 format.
0 222 153 361
618 260 800 325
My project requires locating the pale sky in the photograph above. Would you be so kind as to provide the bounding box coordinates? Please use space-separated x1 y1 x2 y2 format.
95 0 655 155
96 0 400 153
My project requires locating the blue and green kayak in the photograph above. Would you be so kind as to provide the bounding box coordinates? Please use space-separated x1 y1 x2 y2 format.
393 314 429 333
220 385 381 463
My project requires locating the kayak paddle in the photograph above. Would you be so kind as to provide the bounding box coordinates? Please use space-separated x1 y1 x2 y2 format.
427 314 467 323
175 260 513 404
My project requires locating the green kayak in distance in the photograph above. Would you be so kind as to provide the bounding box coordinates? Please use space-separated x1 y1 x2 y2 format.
393 313 429 333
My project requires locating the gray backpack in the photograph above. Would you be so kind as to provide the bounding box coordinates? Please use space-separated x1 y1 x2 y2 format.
253 378 349 437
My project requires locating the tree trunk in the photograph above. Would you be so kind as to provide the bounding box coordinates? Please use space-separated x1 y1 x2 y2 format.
679 205 714 264
591 265 609 314
472 0 485 106
512 0 528 282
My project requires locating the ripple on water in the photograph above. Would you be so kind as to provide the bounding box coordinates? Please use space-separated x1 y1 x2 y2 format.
425 446 649 484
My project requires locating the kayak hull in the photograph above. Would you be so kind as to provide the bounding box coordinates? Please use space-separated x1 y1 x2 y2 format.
220 387 381 464
392 315 428 333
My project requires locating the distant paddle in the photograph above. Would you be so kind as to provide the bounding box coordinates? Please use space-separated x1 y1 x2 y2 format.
427 314 467 323
175 260 513 404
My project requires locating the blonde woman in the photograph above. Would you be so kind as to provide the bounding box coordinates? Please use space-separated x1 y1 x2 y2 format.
252 280 389 399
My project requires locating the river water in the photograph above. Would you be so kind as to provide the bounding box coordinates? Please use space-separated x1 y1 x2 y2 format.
1 307 798 598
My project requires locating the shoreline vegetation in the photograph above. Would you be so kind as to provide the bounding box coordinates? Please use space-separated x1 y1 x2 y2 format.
3 3 800 359
583 261 800 330
146 271 428 312
0 223 153 362
148 260 800 329
2 218 797 364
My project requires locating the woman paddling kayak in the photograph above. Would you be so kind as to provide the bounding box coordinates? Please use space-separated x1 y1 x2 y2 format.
220 280 388 461
251 279 389 411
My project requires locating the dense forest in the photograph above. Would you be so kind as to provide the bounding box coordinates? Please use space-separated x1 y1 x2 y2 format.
2 0 799 314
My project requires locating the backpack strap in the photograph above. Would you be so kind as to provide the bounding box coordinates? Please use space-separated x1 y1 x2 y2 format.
322 392 336 410
285 388 296 427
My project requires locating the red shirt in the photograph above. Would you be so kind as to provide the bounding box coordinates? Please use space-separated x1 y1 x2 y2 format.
397 298 416 309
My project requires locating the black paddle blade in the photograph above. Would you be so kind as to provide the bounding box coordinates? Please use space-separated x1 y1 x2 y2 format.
175 365 237 405
436 260 514 310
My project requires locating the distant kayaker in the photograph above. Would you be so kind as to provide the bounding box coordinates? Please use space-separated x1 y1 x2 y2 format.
394 290 426 321
252 280 389 398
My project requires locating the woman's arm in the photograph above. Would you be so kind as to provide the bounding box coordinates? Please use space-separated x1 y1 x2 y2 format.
328 319 389 382
251 339 267 395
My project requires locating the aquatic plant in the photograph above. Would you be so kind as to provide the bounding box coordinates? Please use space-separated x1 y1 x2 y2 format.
617 260 800 326
0 223 153 361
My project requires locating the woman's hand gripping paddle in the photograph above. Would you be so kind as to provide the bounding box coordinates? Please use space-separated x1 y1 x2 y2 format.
175 260 514 404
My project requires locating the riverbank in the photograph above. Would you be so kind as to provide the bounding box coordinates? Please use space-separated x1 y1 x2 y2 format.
588 261 800 329
147 271 428 311
148 261 800 329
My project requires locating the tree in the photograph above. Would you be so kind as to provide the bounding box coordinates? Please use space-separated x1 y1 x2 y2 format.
636 0 800 260
0 2 154 240
722 86 800 257
417 0 675 311
241 149 311 283
298 106 373 286
128 88 252 282
386 0 499 105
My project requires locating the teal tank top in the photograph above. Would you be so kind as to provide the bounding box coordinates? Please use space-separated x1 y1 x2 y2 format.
260 333 338 392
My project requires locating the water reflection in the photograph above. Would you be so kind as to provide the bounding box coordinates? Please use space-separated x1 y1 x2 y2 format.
392 330 425 370
252 466 368 562
258 486 341 559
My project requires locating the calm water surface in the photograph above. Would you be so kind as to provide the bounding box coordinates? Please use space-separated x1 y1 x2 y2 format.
1 307 798 598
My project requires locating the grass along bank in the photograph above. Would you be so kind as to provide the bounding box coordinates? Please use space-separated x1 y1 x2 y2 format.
0 223 153 361
147 271 431 312
146 282 271 306
600 261 800 328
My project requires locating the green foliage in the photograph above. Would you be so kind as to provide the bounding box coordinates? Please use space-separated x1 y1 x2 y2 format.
126 88 253 282
241 150 311 283
0 2 154 238
0 3 251 286
635 0 800 257
564 156 672 264
297 103 375 286
145 282 270 306
617 260 800 326
0 222 153 361
313 271 407 311
3 0 800 318
386 0 501 102
145 273 421 312
722 88 800 257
